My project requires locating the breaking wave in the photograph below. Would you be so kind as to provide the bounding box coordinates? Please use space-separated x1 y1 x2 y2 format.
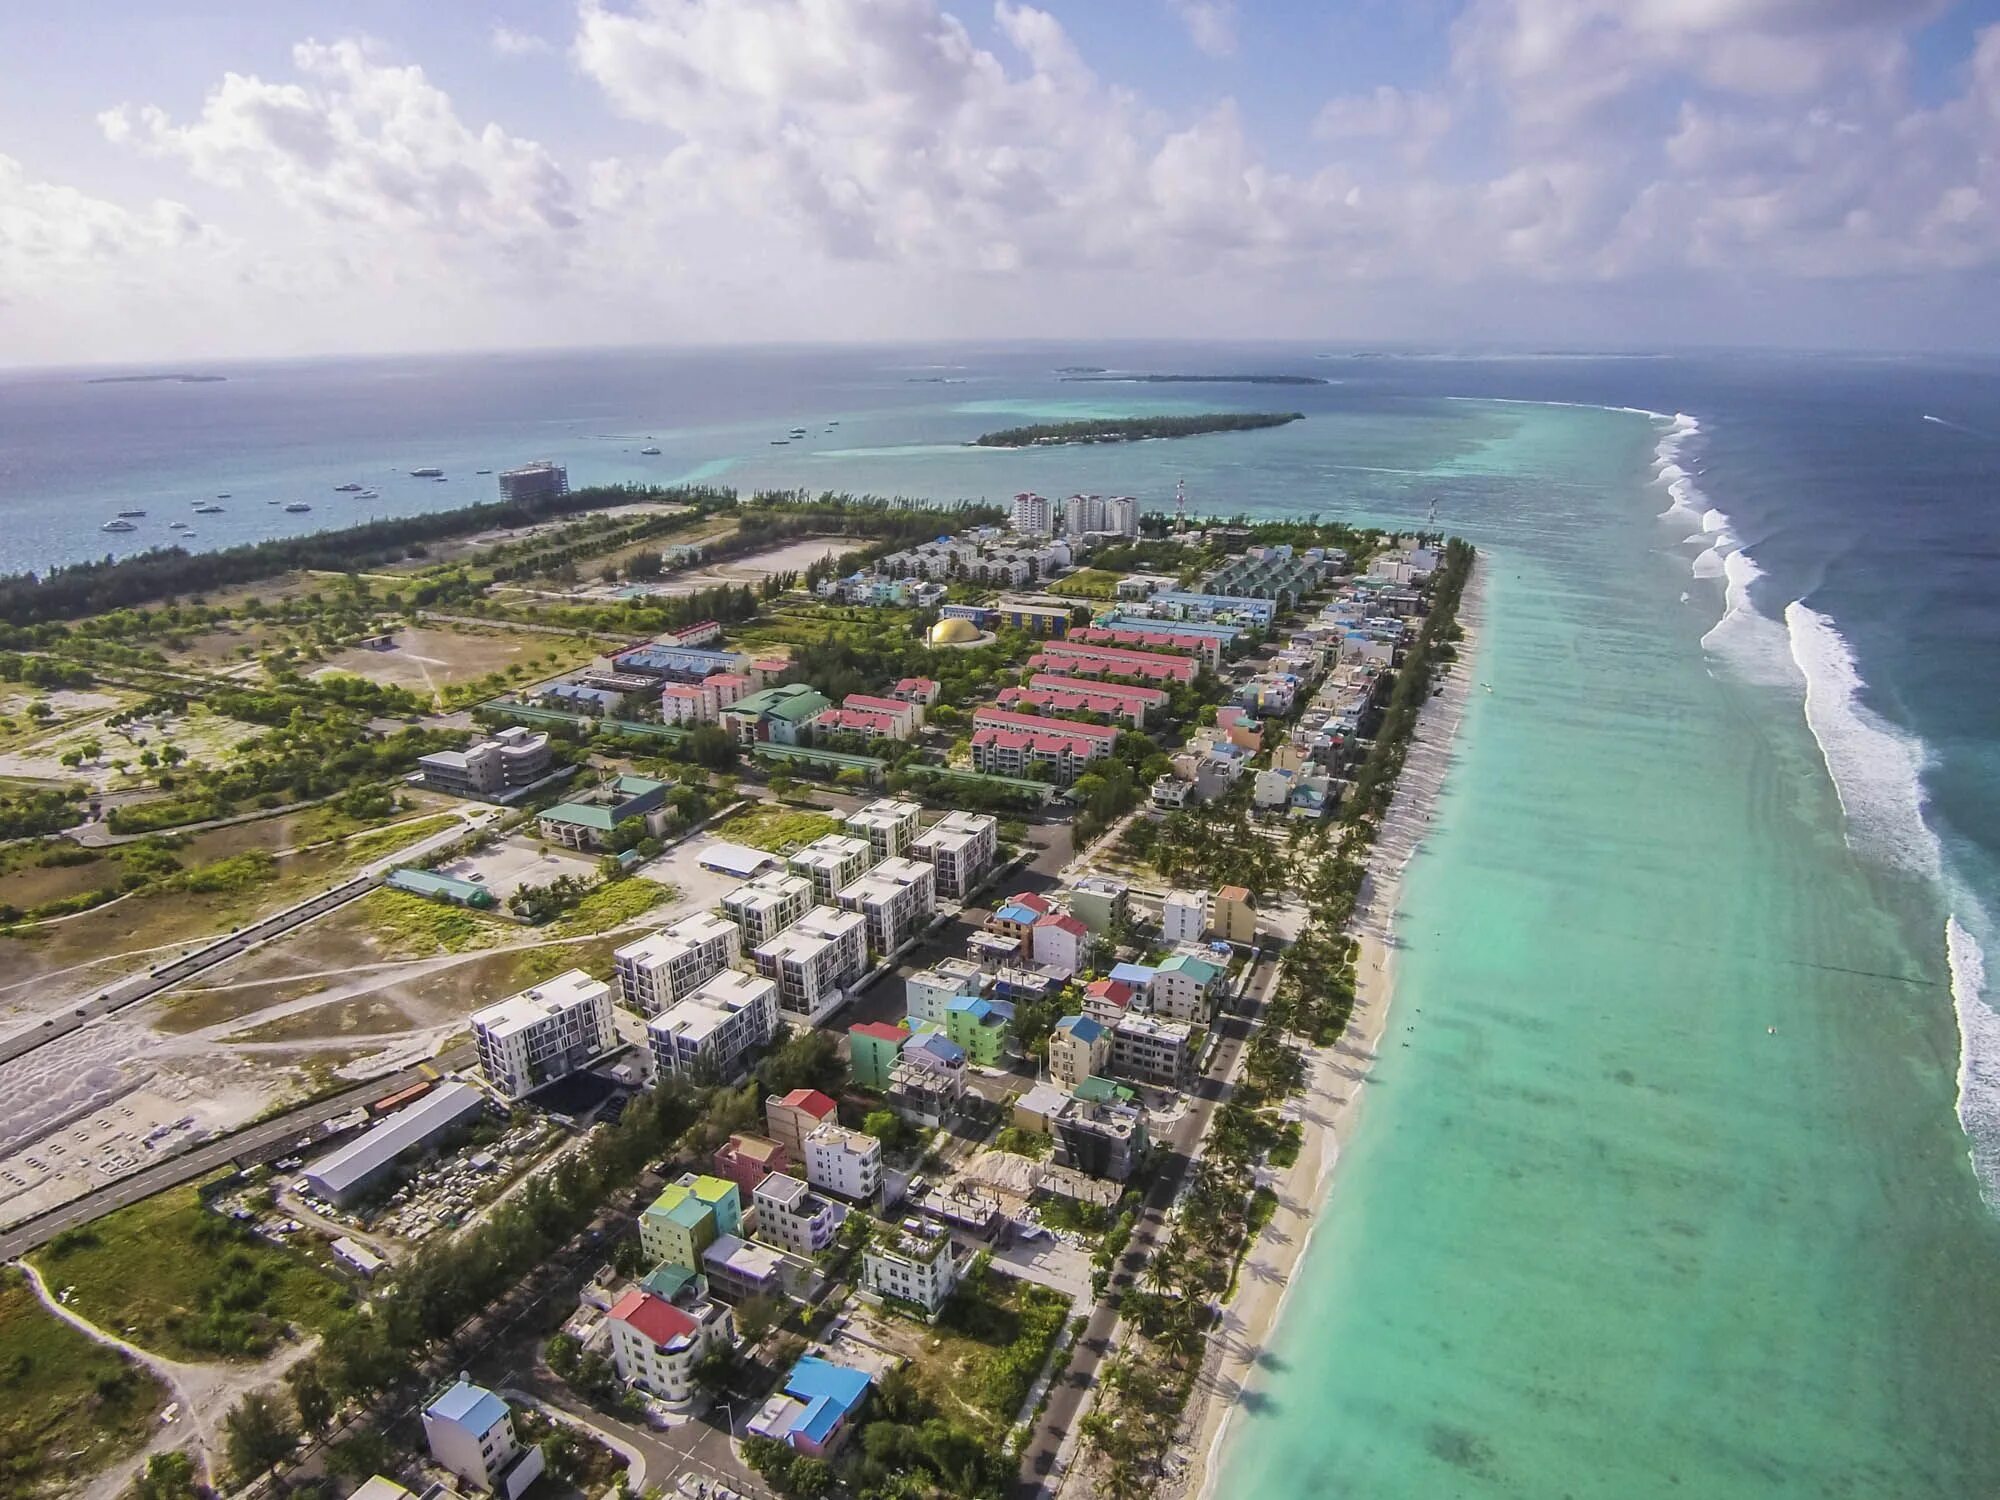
1785 600 1942 881
1948 915 2000 1205
1653 412 1707 521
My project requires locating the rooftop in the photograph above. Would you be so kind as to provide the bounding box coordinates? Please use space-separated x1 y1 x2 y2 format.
778 1087 838 1119
426 1378 509 1434
608 1288 700 1348
472 970 608 1038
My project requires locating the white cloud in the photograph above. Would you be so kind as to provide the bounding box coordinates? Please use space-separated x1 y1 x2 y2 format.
10 0 2000 362
1167 0 1237 59
101 39 578 248
0 153 216 287
490 24 551 56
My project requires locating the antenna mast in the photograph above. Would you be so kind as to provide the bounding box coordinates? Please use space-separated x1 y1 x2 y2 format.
1174 476 1188 536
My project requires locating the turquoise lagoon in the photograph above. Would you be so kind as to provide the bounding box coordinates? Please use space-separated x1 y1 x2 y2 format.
1209 401 2000 1499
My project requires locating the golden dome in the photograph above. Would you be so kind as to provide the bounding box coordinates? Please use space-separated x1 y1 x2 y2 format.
928 617 981 645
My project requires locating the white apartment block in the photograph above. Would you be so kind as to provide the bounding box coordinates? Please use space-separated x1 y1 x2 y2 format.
753 906 868 1026
911 810 997 901
1110 1013 1194 1087
607 1290 736 1409
1010 490 1054 536
1161 889 1208 945
903 957 987 1025
837 855 936 958
844 798 922 861
1061 492 1140 539
613 911 741 1017
472 970 615 1101
863 1222 962 1316
422 1380 526 1496
788 834 877 905
750 1171 845 1256
721 869 814 949
646 970 779 1082
804 1122 883 1202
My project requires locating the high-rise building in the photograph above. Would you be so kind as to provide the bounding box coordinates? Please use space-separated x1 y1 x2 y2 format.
1010 490 1054 536
497 460 569 504
1062 492 1140 538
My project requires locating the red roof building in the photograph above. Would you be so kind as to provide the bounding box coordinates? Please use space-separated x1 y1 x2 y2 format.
1029 640 1199 685
608 1289 700 1348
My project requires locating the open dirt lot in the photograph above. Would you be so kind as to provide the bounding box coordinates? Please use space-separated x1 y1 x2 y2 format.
434 838 600 901
645 536 852 595
311 624 596 701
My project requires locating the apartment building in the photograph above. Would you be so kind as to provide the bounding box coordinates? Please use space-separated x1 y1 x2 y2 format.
646 970 779 1082
1153 950 1227 1023
910 810 997 901
751 1170 845 1257
903 957 989 1024
843 798 922 861
862 1220 962 1316
1049 1014 1111 1090
764 1088 837 1159
1109 1013 1195 1088
416 726 551 800
787 834 877 905
886 1032 968 1126
1161 889 1208 945
804 1122 883 1203
423 1379 541 1497
721 869 813 949
1028 639 1199 685
613 911 741 1017
471 970 615 1101
1052 1094 1149 1181
837 855 936 957
753 906 868 1025
607 1289 736 1407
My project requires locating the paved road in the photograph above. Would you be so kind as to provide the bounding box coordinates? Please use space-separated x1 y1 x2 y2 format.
0 813 482 1067
0 1047 472 1260
1012 950 1276 1498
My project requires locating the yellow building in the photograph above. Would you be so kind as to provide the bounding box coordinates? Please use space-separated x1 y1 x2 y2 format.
1211 885 1257 945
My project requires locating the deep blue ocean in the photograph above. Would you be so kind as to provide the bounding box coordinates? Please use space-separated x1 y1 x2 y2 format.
4 342 1997 1169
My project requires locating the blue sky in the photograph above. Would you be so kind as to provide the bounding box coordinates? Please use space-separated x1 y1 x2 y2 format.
4 0 2000 364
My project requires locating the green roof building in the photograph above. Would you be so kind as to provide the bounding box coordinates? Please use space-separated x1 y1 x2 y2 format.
537 774 670 850
721 683 831 747
383 868 496 909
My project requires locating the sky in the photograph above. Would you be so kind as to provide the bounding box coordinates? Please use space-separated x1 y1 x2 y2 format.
5 0 2000 365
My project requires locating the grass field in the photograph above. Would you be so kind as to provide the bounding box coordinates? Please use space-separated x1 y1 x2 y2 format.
897 1269 1070 1444
352 887 511 956
710 805 841 852
0 1267 170 1498
547 877 671 937
27 1178 352 1362
1048 568 1124 600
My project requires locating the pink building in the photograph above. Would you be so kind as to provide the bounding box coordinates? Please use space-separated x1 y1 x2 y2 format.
1028 640 1199 685
891 677 941 706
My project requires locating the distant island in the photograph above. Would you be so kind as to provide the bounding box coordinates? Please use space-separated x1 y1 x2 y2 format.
1059 373 1329 386
1054 365 1107 374
84 373 227 385
971 412 1304 447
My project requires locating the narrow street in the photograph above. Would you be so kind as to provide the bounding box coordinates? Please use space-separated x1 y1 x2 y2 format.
1012 949 1278 1497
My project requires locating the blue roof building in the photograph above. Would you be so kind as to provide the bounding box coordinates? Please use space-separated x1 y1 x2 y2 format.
747 1355 874 1456
1109 962 1157 988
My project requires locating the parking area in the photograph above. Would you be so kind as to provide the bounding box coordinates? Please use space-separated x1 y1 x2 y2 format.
628 835 772 914
434 838 600 901
984 1227 1095 1302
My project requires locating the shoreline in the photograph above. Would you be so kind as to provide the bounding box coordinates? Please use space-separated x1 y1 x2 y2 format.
1176 558 1486 1500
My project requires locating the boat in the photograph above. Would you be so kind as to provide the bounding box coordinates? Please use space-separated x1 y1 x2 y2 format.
168 521 189 531
194 503 223 514
357 489 379 499
771 439 790 445
409 467 443 478
215 492 231 498
116 508 146 518
475 469 491 475
640 446 661 455
334 482 362 492
101 519 137 532
284 502 312 513
433 476 447 482
789 427 807 437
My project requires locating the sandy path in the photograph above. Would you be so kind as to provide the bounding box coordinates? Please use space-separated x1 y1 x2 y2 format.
1176 564 1485 1500
19 1259 322 1499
